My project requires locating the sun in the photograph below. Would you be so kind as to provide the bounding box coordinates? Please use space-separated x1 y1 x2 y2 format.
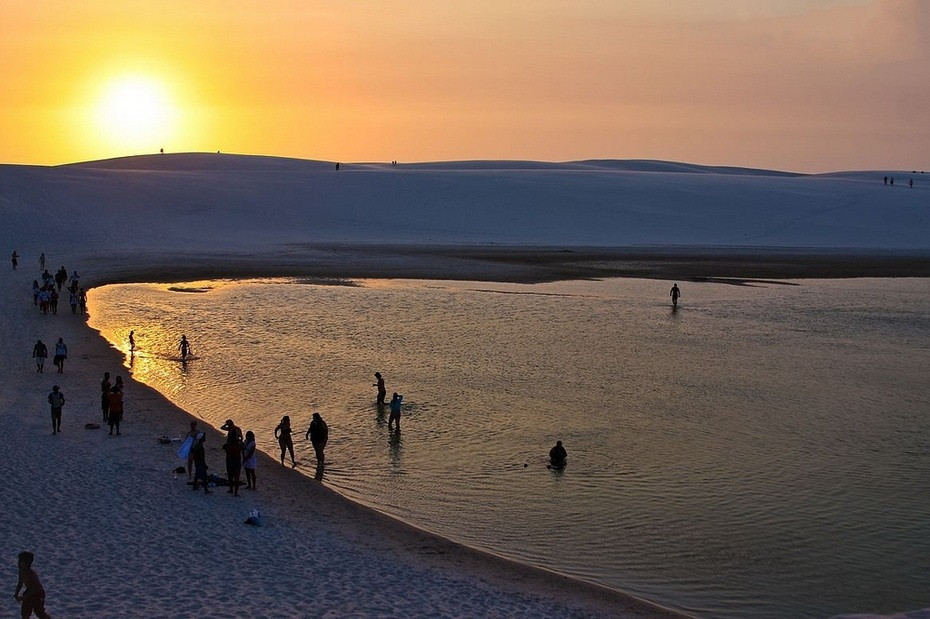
94 76 179 152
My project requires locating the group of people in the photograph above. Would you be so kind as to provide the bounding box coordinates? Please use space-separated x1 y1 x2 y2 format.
31 263 86 316
32 337 68 374
373 372 404 430
273 413 329 468
185 419 259 495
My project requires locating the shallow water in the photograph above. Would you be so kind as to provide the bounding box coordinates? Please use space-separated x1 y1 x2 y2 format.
88 277 930 618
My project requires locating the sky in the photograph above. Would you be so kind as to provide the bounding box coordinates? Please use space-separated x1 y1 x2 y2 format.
0 0 927 172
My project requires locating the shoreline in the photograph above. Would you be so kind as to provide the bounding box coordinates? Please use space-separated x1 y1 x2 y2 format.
3 251 698 617
78 245 930 288
9 246 928 616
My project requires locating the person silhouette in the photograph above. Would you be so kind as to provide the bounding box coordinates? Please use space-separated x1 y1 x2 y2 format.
373 372 386 407
178 335 191 362
549 440 567 469
669 283 681 307
388 392 403 431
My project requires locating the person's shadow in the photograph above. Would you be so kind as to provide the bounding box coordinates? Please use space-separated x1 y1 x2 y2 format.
315 462 325 481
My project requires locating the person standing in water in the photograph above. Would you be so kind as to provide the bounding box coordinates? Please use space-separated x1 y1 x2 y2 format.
669 283 681 307
178 335 191 362
305 412 329 465
128 330 135 353
549 440 567 468
47 385 64 435
373 372 386 407
388 392 403 431
274 415 296 467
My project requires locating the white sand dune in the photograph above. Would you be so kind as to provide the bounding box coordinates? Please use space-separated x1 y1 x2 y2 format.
1 153 926 617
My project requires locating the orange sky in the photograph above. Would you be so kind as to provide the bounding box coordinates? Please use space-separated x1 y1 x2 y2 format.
1 0 926 172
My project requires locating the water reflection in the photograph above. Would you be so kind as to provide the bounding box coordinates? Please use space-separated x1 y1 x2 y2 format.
86 276 930 618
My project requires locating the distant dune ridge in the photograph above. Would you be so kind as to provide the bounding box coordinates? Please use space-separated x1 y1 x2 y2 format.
1 153 926 258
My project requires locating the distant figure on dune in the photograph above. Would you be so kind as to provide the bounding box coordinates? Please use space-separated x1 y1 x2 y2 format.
373 372 386 407
47 385 64 435
388 392 403 431
243 430 257 490
32 340 47 373
549 440 567 469
191 433 212 494
101 372 111 422
335 162 340 171
910 178 914 188
670 283 681 307
305 412 329 465
274 415 297 467
39 252 45 270
178 335 191 362
14 551 51 619
11 251 17 270
883 176 888 185
53 338 67 373
890 176 895 186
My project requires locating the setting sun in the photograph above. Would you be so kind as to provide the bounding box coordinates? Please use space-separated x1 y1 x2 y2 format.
93 76 179 152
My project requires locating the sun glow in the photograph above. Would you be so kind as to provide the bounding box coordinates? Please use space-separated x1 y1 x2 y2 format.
94 76 179 152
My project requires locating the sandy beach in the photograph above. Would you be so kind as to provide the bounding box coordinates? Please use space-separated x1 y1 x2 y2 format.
2 254 690 618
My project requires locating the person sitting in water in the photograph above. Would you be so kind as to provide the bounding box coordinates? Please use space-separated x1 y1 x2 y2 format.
549 441 567 468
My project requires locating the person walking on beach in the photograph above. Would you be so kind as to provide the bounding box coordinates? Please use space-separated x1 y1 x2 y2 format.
190 433 212 494
32 340 47 373
52 338 67 373
222 430 244 496
305 412 329 465
178 335 191 362
32 280 39 305
107 386 124 436
549 440 567 469
47 386 64 435
670 283 681 307
243 430 257 490
55 267 67 291
39 253 45 271
373 372 387 407
274 415 296 467
100 372 111 422
11 251 18 270
14 551 51 619
388 392 403 431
